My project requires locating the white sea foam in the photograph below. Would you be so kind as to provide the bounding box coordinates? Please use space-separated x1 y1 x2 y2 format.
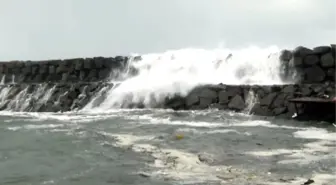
89 46 290 110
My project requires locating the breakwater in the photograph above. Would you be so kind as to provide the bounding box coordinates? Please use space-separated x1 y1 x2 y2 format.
0 45 335 122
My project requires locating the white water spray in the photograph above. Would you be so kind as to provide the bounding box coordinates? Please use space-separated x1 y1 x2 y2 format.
90 46 289 110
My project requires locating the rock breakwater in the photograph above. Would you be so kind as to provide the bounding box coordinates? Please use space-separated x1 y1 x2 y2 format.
0 56 131 84
280 44 335 83
164 83 335 122
0 44 334 122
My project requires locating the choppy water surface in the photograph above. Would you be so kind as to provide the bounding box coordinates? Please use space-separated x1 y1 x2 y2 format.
0 109 335 185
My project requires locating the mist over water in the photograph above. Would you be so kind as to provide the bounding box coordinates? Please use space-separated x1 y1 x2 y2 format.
92 45 288 110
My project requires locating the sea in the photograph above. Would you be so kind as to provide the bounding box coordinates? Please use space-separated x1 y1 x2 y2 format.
0 46 335 185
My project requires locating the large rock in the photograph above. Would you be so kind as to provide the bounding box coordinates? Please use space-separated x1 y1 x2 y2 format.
185 94 199 107
303 55 319 66
289 57 303 67
218 91 230 104
293 46 313 57
313 46 331 55
304 65 326 83
228 95 245 111
250 104 272 116
320 52 335 67
279 50 292 61
260 92 277 107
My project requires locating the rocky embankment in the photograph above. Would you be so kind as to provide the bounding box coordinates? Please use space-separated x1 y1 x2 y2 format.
0 56 132 83
164 83 335 122
280 44 335 83
0 45 335 122
0 56 129 112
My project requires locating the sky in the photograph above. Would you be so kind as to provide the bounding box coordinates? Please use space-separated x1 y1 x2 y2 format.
0 0 335 60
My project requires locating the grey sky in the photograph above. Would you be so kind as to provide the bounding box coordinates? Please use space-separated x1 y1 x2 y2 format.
0 0 335 60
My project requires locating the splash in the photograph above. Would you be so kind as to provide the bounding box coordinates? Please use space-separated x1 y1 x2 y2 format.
91 45 289 110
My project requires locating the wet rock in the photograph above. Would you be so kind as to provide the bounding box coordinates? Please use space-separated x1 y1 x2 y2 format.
327 68 335 80
199 88 217 100
49 65 56 74
251 104 272 116
301 86 312 96
83 59 93 69
273 107 287 116
209 103 228 110
303 179 314 185
185 94 199 107
303 55 319 66
228 95 245 111
198 153 214 164
320 52 335 67
283 85 296 94
313 46 331 55
218 91 230 104
260 92 277 107
164 96 185 110
0 100 10 110
293 46 314 57
304 65 326 83
272 93 286 108
280 50 292 61
199 97 213 108
75 59 83 70
289 57 303 67
61 73 69 82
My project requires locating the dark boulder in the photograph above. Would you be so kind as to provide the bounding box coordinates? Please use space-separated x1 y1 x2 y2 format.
320 52 335 67
313 46 331 55
304 65 326 83
228 95 245 111
303 55 319 66
293 46 313 57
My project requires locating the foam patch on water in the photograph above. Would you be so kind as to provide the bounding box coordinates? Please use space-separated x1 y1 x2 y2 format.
293 129 336 141
246 127 336 166
98 132 254 184
7 124 65 131
176 128 251 136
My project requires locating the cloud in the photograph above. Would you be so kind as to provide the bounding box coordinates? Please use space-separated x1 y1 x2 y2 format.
0 0 335 60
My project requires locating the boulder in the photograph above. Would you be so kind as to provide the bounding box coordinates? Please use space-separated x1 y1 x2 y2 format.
331 44 336 57
228 95 245 111
293 46 314 57
75 59 83 70
301 86 312 96
320 52 335 67
327 68 335 80
199 88 217 100
304 65 326 83
283 85 296 94
260 92 277 107
289 57 303 67
186 94 199 107
49 65 56 74
313 46 331 55
303 55 319 66
279 50 292 61
273 107 287 116
272 93 286 108
199 97 213 108
218 91 230 104
84 59 93 69
250 104 272 116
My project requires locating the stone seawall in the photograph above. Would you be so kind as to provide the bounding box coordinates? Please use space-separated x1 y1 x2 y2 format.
0 44 334 122
0 82 114 112
0 56 130 83
164 83 335 122
280 44 335 83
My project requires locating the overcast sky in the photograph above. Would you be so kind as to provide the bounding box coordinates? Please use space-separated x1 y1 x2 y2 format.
0 0 335 60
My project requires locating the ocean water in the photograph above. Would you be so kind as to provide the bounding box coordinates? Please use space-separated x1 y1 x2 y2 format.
0 46 335 185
